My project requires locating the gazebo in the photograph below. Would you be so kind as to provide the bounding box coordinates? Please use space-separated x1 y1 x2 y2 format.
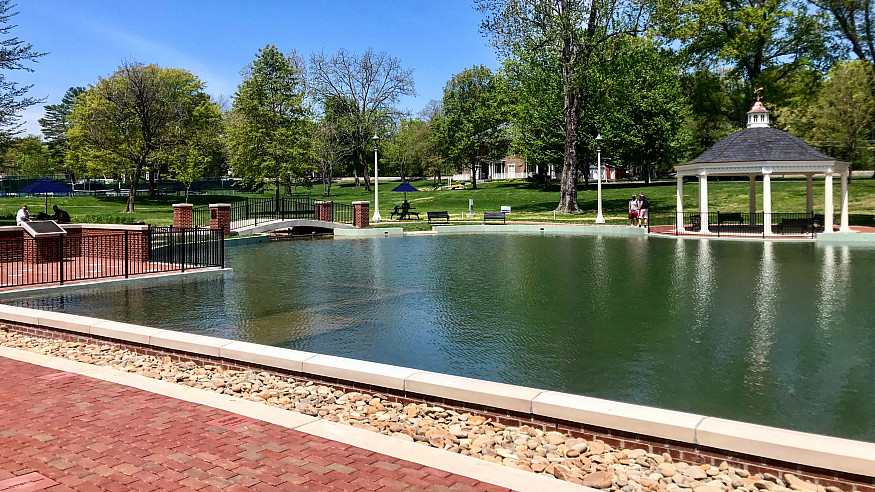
673 100 851 235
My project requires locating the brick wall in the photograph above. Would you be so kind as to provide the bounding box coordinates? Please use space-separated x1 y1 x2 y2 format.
315 201 333 222
209 204 230 236
0 319 872 492
173 204 193 228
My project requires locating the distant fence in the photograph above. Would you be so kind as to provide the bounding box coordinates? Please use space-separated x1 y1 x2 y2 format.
191 197 354 229
0 227 223 289
648 212 820 238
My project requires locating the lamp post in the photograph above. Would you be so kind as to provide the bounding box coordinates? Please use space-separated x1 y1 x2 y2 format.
371 134 382 222
594 134 605 224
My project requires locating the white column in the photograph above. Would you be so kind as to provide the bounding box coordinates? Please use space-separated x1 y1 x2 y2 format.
840 170 850 232
763 171 772 235
595 148 604 223
676 175 684 231
806 174 814 215
699 174 709 233
372 143 381 222
749 175 757 217
824 172 834 233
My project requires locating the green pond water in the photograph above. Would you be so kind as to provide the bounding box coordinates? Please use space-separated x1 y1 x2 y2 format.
6 234 875 442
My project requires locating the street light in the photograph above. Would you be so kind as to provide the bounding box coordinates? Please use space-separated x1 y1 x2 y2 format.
595 134 605 224
371 134 382 222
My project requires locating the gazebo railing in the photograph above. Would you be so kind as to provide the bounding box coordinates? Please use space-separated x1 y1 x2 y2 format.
647 212 820 238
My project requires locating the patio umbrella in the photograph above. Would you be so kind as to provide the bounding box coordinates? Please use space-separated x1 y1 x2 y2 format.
19 178 74 213
390 181 419 201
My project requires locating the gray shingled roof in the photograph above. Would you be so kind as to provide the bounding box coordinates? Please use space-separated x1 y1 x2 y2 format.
685 127 833 164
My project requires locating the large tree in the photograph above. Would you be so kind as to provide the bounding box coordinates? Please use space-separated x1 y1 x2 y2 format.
0 0 46 143
39 86 85 175
309 48 415 191
226 45 312 196
67 63 219 212
439 66 510 189
478 0 655 213
314 96 355 196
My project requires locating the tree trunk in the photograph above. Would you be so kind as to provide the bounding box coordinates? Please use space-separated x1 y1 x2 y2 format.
644 163 651 184
557 83 581 213
148 170 156 199
361 148 372 192
125 161 145 212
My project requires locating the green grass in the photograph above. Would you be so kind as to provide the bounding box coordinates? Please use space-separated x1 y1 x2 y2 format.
2 177 873 228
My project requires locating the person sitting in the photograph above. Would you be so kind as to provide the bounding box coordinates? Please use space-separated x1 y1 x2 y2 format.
15 205 30 225
52 205 71 223
401 200 411 219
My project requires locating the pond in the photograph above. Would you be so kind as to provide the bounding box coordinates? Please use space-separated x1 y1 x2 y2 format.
6 234 875 442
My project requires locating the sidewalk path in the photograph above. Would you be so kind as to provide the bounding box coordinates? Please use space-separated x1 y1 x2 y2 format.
0 356 511 491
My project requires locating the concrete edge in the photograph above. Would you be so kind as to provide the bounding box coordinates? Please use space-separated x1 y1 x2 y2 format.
0 304 873 478
334 228 404 238
0 268 231 299
0 345 591 492
431 224 646 237
224 234 270 246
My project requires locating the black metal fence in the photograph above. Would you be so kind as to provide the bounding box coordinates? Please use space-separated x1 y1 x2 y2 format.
192 196 354 229
647 212 821 238
0 227 224 289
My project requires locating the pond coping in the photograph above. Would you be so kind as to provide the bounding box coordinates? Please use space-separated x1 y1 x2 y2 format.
0 302 873 485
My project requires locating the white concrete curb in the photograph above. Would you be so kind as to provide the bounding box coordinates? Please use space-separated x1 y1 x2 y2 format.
0 303 873 478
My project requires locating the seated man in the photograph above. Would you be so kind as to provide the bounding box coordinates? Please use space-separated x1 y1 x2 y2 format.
52 204 71 223
15 205 30 225
400 200 411 219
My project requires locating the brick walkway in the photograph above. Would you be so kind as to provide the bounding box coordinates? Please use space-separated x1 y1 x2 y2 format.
0 356 511 491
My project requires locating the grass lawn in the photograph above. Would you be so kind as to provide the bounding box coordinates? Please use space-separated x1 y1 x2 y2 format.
2 177 873 228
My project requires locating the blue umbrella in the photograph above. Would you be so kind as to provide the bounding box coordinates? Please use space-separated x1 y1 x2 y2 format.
391 181 419 200
19 178 73 213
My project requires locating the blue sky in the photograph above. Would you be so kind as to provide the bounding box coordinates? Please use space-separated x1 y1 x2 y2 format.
12 0 500 137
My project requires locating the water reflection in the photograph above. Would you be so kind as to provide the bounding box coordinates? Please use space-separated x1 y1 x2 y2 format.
746 241 777 389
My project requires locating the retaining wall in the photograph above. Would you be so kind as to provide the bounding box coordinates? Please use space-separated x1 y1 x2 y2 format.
0 304 872 490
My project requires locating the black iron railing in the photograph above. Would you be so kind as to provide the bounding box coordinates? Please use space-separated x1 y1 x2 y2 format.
647 212 822 238
192 196 354 230
0 227 223 289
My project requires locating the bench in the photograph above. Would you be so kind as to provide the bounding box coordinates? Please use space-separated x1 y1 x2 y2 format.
688 215 701 232
776 218 813 234
427 211 450 224
390 207 419 220
484 212 506 224
717 212 744 225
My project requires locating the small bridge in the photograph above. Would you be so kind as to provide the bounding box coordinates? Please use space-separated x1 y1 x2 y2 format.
188 197 362 235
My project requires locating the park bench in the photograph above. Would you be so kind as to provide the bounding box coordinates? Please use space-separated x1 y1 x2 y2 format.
717 212 744 226
484 212 506 224
390 206 419 220
688 214 701 232
776 218 814 234
427 211 450 224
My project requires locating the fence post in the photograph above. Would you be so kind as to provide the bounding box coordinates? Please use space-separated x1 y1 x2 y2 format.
59 235 64 285
124 230 129 278
181 228 186 272
220 227 225 269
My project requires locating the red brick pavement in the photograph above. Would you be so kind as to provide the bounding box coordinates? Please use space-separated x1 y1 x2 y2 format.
0 356 513 491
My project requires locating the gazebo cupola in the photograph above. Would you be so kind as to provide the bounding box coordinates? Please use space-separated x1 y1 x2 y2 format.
746 99 770 128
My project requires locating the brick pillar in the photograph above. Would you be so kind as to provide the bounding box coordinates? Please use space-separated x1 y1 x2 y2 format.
315 201 333 222
353 201 370 228
173 203 193 228
209 203 231 236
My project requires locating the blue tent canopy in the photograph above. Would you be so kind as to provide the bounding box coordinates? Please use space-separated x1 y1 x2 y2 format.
19 178 73 213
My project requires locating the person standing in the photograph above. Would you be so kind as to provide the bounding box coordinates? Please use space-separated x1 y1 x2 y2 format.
638 192 650 227
628 194 639 226
15 205 30 225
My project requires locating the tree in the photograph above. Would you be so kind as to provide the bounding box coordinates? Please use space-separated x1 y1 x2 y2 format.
439 66 510 189
0 135 52 175
780 60 875 172
309 48 415 191
478 0 655 213
503 48 564 182
587 38 689 182
314 96 355 196
226 45 312 197
39 86 85 175
419 100 449 187
664 0 831 127
67 63 219 212
0 1 45 143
